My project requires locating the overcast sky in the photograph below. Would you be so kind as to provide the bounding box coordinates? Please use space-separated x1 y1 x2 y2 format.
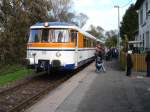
73 0 137 31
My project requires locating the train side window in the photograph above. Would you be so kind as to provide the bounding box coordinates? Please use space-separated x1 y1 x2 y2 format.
64 30 70 42
86 38 88 47
91 40 93 47
87 38 89 47
75 32 78 46
57 31 63 42
57 30 70 43
49 30 54 42
41 29 49 42
89 39 91 47
70 31 77 43
86 39 88 47
92 41 94 47
83 37 86 47
94 41 96 47
29 29 42 43
70 31 74 42
90 39 92 47
34 34 39 42
89 40 91 47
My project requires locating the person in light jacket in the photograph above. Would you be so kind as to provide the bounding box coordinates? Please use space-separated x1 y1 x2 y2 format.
145 50 150 77
126 50 133 76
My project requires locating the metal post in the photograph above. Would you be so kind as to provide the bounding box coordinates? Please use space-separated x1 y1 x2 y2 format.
75 32 78 67
114 5 120 50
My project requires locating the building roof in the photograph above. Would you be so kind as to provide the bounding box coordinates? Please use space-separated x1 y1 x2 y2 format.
134 0 145 10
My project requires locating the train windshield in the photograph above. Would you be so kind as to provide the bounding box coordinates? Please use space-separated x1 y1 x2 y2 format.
29 29 70 43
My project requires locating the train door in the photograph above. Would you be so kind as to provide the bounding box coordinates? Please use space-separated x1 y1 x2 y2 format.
75 32 79 67
71 30 78 67
75 31 78 68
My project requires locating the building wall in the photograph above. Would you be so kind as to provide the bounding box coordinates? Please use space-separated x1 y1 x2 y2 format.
134 33 141 47
138 0 150 50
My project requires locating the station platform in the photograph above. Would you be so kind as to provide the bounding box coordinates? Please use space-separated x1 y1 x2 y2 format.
26 61 150 112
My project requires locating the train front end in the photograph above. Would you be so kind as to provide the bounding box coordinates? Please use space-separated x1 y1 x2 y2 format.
26 22 77 73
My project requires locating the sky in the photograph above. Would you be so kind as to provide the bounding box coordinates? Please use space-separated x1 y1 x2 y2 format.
72 0 137 31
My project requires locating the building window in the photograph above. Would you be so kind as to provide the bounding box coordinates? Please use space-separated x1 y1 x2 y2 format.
140 8 143 25
146 31 150 48
143 33 145 48
140 35 142 47
146 1 148 19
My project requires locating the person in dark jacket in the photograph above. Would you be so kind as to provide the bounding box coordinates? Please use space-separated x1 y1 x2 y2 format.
126 51 133 76
95 51 106 72
145 50 150 77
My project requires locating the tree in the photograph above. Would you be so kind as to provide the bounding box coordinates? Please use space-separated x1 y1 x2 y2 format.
105 30 117 38
73 13 88 28
23 0 52 23
87 25 104 39
49 0 88 26
105 30 118 48
121 34 128 52
0 0 88 64
0 0 51 64
120 4 138 41
49 0 75 22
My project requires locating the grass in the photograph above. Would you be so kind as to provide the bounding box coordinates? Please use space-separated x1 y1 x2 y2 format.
0 65 25 76
0 65 33 86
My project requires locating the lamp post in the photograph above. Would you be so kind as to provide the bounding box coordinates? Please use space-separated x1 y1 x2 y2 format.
114 5 120 50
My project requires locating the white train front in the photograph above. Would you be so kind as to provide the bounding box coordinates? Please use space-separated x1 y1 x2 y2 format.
26 22 97 72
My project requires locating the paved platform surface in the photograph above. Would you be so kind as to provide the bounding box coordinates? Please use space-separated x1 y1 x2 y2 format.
26 60 150 112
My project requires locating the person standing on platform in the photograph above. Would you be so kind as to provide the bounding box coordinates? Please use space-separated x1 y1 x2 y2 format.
95 51 106 72
126 50 133 76
145 50 150 77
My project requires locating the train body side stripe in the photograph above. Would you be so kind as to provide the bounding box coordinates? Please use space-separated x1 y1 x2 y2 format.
27 49 75 51
27 48 95 51
27 43 75 48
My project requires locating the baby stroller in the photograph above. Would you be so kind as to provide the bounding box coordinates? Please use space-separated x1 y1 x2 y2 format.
95 56 106 72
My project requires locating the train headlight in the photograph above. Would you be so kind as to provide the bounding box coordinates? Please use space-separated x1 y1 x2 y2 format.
56 51 61 57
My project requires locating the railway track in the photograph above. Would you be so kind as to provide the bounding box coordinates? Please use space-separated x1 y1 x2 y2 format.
0 71 75 112
0 61 93 112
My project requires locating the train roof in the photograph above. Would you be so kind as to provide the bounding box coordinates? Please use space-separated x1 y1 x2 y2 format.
30 22 97 40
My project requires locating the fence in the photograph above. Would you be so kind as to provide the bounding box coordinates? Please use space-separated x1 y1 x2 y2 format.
120 52 146 72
